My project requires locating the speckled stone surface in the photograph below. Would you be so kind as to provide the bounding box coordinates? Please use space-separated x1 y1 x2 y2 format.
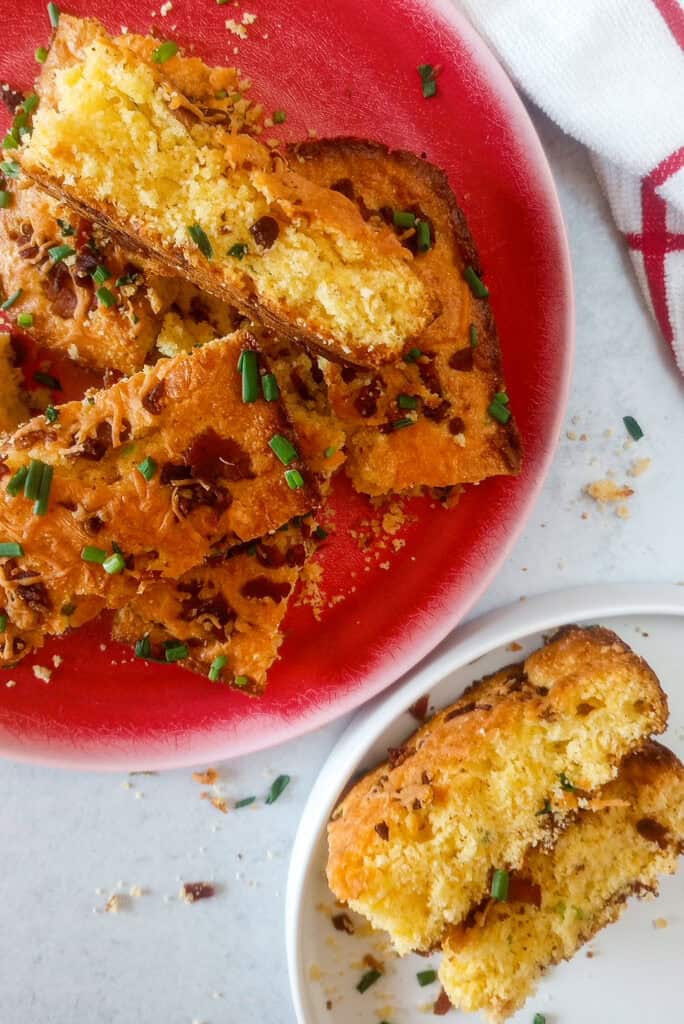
0 111 682 1024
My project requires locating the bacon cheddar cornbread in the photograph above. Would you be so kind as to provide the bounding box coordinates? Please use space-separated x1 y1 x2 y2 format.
326 626 668 955
0 332 318 665
0 332 29 435
440 742 684 1021
19 16 438 367
289 138 521 495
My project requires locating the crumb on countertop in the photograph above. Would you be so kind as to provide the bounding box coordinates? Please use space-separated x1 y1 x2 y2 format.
629 457 652 478
585 479 634 503
192 768 219 785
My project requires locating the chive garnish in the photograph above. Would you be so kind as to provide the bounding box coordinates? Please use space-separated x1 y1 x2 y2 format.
92 265 111 286
491 868 510 901
269 434 298 466
265 774 290 804
33 463 53 516
404 346 422 363
2 134 18 150
417 64 437 98
137 456 157 481
558 772 577 792
35 46 49 64
165 642 188 663
0 542 23 557
284 468 304 490
115 272 138 287
23 94 39 115
261 373 280 401
416 219 432 251
273 109 287 124
233 675 249 688
393 209 416 229
34 370 62 390
0 614 6 632
16 312 33 329
464 264 489 298
398 394 418 410
356 969 382 994
96 286 116 308
208 654 227 682
81 545 107 565
102 552 126 575
0 160 20 178
44 405 58 424
134 634 151 659
533 1015 546 1024
48 244 75 263
187 223 213 259
417 969 438 986
323 446 336 459
60 602 75 617
623 415 643 441
47 2 60 28
56 218 74 236
228 242 248 259
152 40 179 64
24 459 44 500
390 418 415 430
469 323 478 348
241 350 259 403
0 191 11 209
536 799 553 816
1 289 22 310
6 466 28 497
235 796 256 809
488 394 511 424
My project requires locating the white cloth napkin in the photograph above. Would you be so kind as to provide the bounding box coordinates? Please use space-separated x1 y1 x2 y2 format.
455 0 684 371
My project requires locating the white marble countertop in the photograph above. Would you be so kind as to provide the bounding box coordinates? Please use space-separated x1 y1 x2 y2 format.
1 110 683 1024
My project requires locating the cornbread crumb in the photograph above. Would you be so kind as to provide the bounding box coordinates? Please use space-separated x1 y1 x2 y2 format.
129 885 144 898
201 793 229 814
104 894 123 913
585 479 634 503
507 641 523 652
32 665 52 683
616 504 631 520
67 344 80 361
629 457 652 478
5 680 16 688
52 654 63 668
160 1 173 14
653 917 668 929
192 768 219 785
225 18 248 38
309 963 322 981
242 11 257 24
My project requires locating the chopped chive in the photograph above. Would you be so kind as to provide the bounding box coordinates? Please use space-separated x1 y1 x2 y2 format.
6 466 28 497
13 112 28 134
533 1015 546 1024
96 286 117 308
241 350 259 403
16 312 33 329
536 799 553 816
265 773 290 804
56 218 74 236
269 434 299 466
33 463 53 516
398 394 418 410
48 244 75 263
47 2 60 28
416 219 432 251
356 969 382 994
2 134 18 150
0 542 23 558
464 264 489 298
165 642 189 663
272 109 287 124
417 969 438 986
390 418 415 430
115 272 138 287
0 614 6 632
422 77 437 98
208 654 227 682
491 868 510 901
60 602 75 617
0 190 11 208
323 446 336 459
215 89 228 99
152 40 179 64
81 545 107 565
488 398 511 425
187 222 213 259
261 373 280 401
234 795 256 809
393 209 416 229
284 468 304 490
494 391 509 405
33 370 62 390
469 323 478 348
102 552 126 575
23 459 45 500
1 289 22 310
623 415 643 441
44 405 58 424
558 771 577 792
91 265 111 285
23 94 39 115
134 634 151 659
418 64 437 98
137 456 157 482
111 541 123 555
35 46 49 64
233 675 249 688
0 160 20 178
404 346 422 363
228 242 248 259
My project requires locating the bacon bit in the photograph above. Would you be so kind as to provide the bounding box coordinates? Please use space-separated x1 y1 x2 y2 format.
201 792 228 814
507 874 542 908
387 744 415 768
374 821 389 841
507 641 523 652
180 882 215 903
192 768 218 785
636 817 670 849
433 988 452 1015
331 912 354 934
408 694 430 722
363 953 384 973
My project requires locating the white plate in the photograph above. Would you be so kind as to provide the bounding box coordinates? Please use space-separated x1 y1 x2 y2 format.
286 584 684 1024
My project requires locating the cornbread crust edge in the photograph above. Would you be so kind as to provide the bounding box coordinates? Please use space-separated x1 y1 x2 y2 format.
326 625 668 954
20 16 440 369
439 741 684 1022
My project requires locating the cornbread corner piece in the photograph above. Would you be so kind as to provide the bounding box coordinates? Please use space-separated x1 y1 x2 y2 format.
326 625 667 955
289 138 521 495
0 333 318 666
20 16 438 367
0 332 29 435
440 742 684 1022
112 519 321 694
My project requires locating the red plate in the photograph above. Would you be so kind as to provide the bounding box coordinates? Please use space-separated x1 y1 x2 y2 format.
0 0 573 768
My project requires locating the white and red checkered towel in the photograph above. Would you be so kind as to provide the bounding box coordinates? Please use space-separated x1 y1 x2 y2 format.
456 0 684 372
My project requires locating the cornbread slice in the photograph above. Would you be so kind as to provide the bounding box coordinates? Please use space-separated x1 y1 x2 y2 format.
440 742 684 1022
19 16 438 367
326 626 668 954
0 332 318 665
289 139 521 494
0 332 29 435
112 518 321 694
